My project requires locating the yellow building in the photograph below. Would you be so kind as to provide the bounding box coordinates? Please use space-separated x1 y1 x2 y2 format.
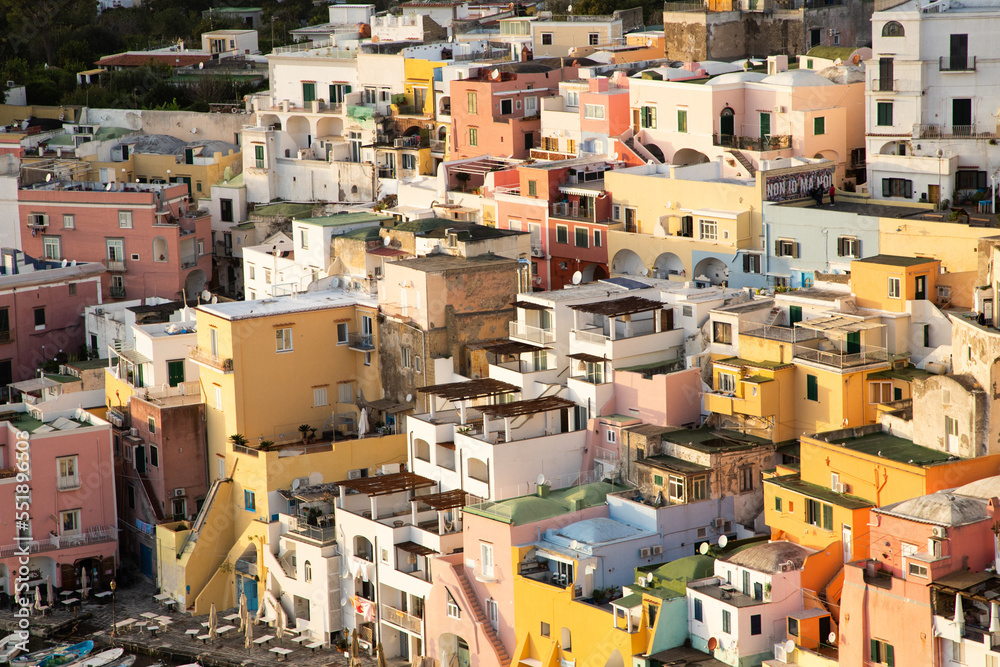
156 290 407 613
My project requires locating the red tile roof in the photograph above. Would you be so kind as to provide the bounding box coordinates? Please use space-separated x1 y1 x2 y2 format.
97 53 212 68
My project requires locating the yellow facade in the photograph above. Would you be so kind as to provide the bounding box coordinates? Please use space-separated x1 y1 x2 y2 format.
705 358 797 442
793 364 883 435
849 256 939 313
83 148 242 204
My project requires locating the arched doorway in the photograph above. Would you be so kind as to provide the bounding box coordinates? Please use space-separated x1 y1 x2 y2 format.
184 269 207 296
580 263 608 283
439 634 471 667
673 148 710 166
640 141 665 163
719 107 735 144
258 114 281 131
611 249 645 276
653 252 684 278
694 257 728 285
354 536 374 561
285 116 311 152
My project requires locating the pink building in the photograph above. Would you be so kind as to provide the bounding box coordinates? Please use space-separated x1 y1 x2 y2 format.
534 76 632 161
0 404 117 598
450 60 581 161
426 482 615 667
0 249 104 386
839 488 1000 667
18 180 211 303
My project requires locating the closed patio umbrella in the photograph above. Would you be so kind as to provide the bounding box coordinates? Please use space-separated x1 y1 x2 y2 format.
208 602 218 640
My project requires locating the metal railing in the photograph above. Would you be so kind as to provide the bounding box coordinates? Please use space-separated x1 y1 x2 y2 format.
109 285 126 299
493 185 521 196
871 78 897 92
0 331 13 345
290 522 338 543
104 259 126 272
382 605 422 633
57 474 81 491
794 345 889 369
347 332 375 350
188 346 234 372
713 134 792 151
913 123 1000 139
0 525 116 558
430 140 446 153
939 55 976 72
378 168 396 179
739 320 819 343
509 321 555 344
573 327 608 344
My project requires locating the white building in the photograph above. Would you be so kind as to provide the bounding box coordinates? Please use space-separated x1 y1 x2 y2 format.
201 29 259 57
106 315 200 393
865 0 1000 206
84 297 184 358
688 541 812 667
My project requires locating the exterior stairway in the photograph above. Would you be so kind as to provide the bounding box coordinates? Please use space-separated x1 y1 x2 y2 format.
452 564 511 666
727 149 757 177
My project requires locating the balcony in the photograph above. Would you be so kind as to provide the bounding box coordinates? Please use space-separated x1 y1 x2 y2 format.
0 330 12 345
347 332 375 351
289 521 339 544
188 346 234 373
939 55 976 72
530 148 576 161
378 168 397 179
509 321 555 345
382 605 422 633
713 134 792 151
740 320 818 343
104 259 126 272
109 285 127 299
430 140 446 153
181 258 199 269
794 342 889 369
0 525 116 558
550 201 607 224
913 123 1000 139
57 474 81 491
870 78 897 92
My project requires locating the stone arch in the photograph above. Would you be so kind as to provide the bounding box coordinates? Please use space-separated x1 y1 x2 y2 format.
879 140 907 156
611 249 645 276
672 148 710 166
653 252 684 278
316 116 343 140
415 438 430 462
467 458 488 482
580 263 608 283
439 96 451 116
641 141 665 162
259 114 281 131
882 21 904 37
152 236 168 262
285 116 311 151
694 257 728 285
184 269 207 296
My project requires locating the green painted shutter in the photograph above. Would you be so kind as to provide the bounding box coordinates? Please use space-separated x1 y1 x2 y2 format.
822 503 833 530
807 375 818 401
871 640 880 664
886 643 894 666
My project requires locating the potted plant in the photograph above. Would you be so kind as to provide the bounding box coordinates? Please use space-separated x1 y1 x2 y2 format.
259 440 275 451
229 433 248 448
298 424 312 444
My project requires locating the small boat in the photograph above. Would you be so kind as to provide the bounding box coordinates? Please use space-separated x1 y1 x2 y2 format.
35 642 93 667
0 633 26 664
10 645 69 667
71 649 123 667
108 658 135 667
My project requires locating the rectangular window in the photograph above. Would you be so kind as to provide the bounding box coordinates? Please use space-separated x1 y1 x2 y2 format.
722 609 731 634
908 562 928 577
149 444 159 467
276 327 293 352
677 108 687 133
813 117 826 135
640 106 657 129
717 372 736 393
43 236 61 260
401 153 417 171
118 211 133 229
668 475 684 503
127 484 136 509
776 239 799 257
807 499 834 530
447 592 461 619
57 456 79 490
575 227 589 248
60 509 81 535
775 496 783 512
214 386 223 410
870 381 892 404
699 219 717 241
541 622 550 637
501 98 513 115
838 236 860 257
339 382 354 404
255 145 265 168
314 387 328 407
588 32 599 45
750 614 762 635
300 230 308 249
469 128 478 147
693 597 703 622
303 82 317 103
945 415 959 436
807 374 818 401
956 170 988 191
713 321 732 344
882 178 913 198
148 415 156 434
593 229 602 247
888 276 901 299
34 308 46 330
541 32 552 45
528 180 537 197
870 639 895 666
691 475 708 501
467 91 478 114
63 214 75 229
337 322 349 344
743 253 761 273
739 466 754 493
244 489 256 512
584 104 605 120
876 102 893 126
556 225 568 244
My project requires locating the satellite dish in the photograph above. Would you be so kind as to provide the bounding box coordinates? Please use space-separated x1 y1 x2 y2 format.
491 68 501 79
211 296 218 304
105 183 112 191
201 290 211 302
784 639 796 653
828 632 837 644
330 277 340 288
571 270 582 285
699 542 709 555
570 540 580 551
405 393 413 403
537 473 546 486
383 235 392 246
341 597 348 606
640 268 649 276
291 478 301 490
718 534 729 549
707 637 718 651
45 173 51 182
61 259 68 268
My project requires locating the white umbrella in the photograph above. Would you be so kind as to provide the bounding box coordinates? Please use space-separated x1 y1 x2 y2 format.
33 587 42 615
80 567 89 601
358 408 369 438
208 602 218 640
245 607 254 654
238 591 248 632
254 596 266 625
275 603 286 645
45 575 54 607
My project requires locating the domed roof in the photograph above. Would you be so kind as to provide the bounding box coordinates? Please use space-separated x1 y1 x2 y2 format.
697 60 742 76
726 541 812 573
556 517 643 545
880 492 989 527
706 71 768 86
761 69 835 87
954 475 1000 500
816 64 866 84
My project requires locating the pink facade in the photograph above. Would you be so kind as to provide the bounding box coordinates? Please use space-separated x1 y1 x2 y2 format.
579 78 631 137
0 407 118 595
18 182 211 303
839 496 1000 667
612 367 703 428
426 503 608 667
0 256 104 384
451 64 579 160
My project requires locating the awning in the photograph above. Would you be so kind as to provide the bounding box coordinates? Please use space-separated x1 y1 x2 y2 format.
570 296 663 317
612 592 644 609
9 377 61 393
117 348 152 365
395 541 438 557
558 184 604 197
485 341 549 356
514 300 551 311
535 547 574 565
567 352 606 364
796 316 885 334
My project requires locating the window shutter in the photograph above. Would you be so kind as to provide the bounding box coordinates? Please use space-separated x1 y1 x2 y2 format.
775 240 781 255
791 242 799 258
854 239 861 257
743 254 751 272
882 179 891 197
886 644 895 667
837 237 844 256
904 181 913 198
871 640 880 663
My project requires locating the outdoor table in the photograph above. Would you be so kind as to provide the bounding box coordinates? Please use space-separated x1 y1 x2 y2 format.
270 647 293 660
254 634 275 646
305 642 324 652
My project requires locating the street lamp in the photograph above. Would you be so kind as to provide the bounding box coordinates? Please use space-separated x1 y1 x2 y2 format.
110 580 117 637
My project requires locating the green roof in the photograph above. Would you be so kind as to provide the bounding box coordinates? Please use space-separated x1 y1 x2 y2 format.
464 481 625 526
646 554 717 598
395 217 455 234
217 172 243 187
295 212 389 227
94 126 135 141
45 134 74 146
662 426 771 453
829 431 955 466
251 202 314 218
743 375 774 384
766 474 873 510
805 45 859 60
208 6 262 12
67 358 112 371
613 592 644 608
601 414 639 423
235 221 256 230
46 374 80 384
342 227 384 242
853 255 940 267
867 364 935 382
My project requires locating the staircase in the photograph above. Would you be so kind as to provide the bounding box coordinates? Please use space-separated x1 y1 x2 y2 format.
727 149 757 177
137 471 165 522
453 565 511 666
765 307 784 327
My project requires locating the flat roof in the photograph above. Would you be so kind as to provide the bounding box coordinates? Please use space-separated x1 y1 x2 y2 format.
463 481 624 526
570 295 663 317
391 253 519 273
197 290 374 321
766 474 873 510
335 471 436 497
641 455 710 475
295 212 390 227
663 427 772 453
826 431 955 466
853 254 940 267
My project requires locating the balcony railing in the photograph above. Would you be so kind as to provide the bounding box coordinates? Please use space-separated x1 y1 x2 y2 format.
739 320 819 343
871 78 897 92
713 134 792 151
430 140 446 153
530 148 576 161
913 123 1000 139
378 168 397 179
550 202 603 223
57 474 81 491
109 285 127 299
347 332 375 351
794 344 889 369
509 321 555 344
181 258 199 269
939 55 976 72
290 522 339 544
104 259 126 272
188 346 234 372
382 605 422 633
0 525 116 558
0 331 12 345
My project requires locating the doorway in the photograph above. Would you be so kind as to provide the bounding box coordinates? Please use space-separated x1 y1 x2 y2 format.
846 331 861 354
842 524 852 562
720 107 735 142
915 274 927 300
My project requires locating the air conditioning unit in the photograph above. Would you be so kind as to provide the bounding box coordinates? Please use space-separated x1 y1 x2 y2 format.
6 81 15 88
651 545 663 555
129 428 139 437
531 247 544 258
639 547 651 558
713 517 725 530
174 488 185 497
774 105 786 114
835 482 848 494
932 526 947 539
347 469 363 480
773 643 789 663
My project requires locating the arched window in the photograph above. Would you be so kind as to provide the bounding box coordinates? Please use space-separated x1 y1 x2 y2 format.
561 627 572 651
304 561 312 582
152 236 168 262
882 21 904 37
